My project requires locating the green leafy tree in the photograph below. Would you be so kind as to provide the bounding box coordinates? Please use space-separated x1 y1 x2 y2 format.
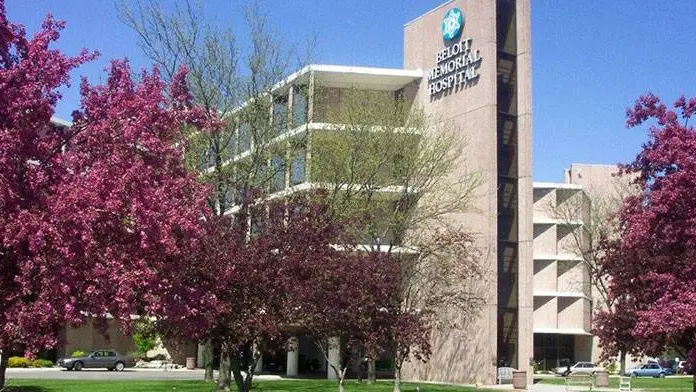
311 88 485 390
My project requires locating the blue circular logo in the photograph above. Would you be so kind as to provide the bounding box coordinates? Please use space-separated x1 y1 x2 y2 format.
441 8 464 41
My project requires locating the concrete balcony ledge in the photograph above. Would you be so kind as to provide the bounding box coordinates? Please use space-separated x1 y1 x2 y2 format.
533 217 583 225
533 327 592 336
533 182 583 190
557 254 583 261
533 253 583 262
533 291 590 300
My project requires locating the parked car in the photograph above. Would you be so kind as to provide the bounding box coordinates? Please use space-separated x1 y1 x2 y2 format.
57 350 135 371
554 362 604 376
627 363 673 378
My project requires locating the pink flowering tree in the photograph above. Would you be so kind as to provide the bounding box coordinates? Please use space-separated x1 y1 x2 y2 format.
597 94 696 389
591 241 643 372
283 204 403 392
204 193 353 392
0 0 220 387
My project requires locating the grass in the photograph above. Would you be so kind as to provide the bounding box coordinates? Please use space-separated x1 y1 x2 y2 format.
3 379 493 392
537 375 694 391
6 377 693 392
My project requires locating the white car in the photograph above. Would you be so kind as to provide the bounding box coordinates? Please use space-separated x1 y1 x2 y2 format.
554 362 604 376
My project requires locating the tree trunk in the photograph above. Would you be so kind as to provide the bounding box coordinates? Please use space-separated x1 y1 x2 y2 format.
335 366 347 392
202 340 214 382
231 357 250 392
356 357 363 384
217 349 232 391
0 348 8 390
367 359 376 384
393 366 402 392
244 369 253 392
619 350 626 376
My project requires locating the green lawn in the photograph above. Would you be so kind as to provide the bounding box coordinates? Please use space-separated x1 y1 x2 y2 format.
537 375 694 391
3 379 492 392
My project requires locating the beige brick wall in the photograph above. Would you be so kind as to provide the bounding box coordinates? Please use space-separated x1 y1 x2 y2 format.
59 320 136 359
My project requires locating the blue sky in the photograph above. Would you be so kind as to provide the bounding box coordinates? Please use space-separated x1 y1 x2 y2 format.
6 1 696 181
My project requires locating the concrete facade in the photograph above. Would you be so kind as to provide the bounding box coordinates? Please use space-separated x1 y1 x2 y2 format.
532 182 593 371
532 164 625 371
401 0 533 385
58 320 137 360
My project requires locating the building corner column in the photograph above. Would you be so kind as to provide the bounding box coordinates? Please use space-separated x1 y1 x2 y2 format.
286 336 299 377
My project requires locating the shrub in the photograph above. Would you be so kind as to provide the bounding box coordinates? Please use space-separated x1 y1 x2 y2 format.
30 359 54 368
604 360 618 374
532 360 541 373
71 350 86 357
8 357 31 368
133 319 158 356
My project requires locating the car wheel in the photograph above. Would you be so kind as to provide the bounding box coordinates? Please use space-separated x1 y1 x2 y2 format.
115 362 125 372
73 361 83 371
659 372 665 378
632 372 638 377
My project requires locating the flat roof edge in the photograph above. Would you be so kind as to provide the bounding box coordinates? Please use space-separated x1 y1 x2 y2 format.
51 116 72 127
404 0 455 28
309 64 423 77
533 182 583 190
568 163 620 168
533 328 592 336
274 64 423 93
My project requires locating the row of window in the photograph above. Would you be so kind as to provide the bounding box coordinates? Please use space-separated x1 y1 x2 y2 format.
270 152 307 192
196 85 309 171
272 85 309 136
218 151 307 208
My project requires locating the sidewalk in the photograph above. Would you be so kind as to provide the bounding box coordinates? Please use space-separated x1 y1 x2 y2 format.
482 382 619 392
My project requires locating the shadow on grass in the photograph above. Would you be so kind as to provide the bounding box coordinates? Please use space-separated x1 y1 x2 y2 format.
2 387 47 392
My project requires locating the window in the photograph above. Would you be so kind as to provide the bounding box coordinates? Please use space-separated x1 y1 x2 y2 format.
255 162 267 186
271 155 285 192
238 123 251 152
251 215 262 236
224 129 236 160
292 85 308 127
291 151 306 185
273 95 288 136
222 187 236 210
392 153 407 183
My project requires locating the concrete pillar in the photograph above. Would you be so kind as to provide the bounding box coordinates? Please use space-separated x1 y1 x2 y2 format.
253 343 263 374
286 336 299 377
327 336 340 380
196 343 204 371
